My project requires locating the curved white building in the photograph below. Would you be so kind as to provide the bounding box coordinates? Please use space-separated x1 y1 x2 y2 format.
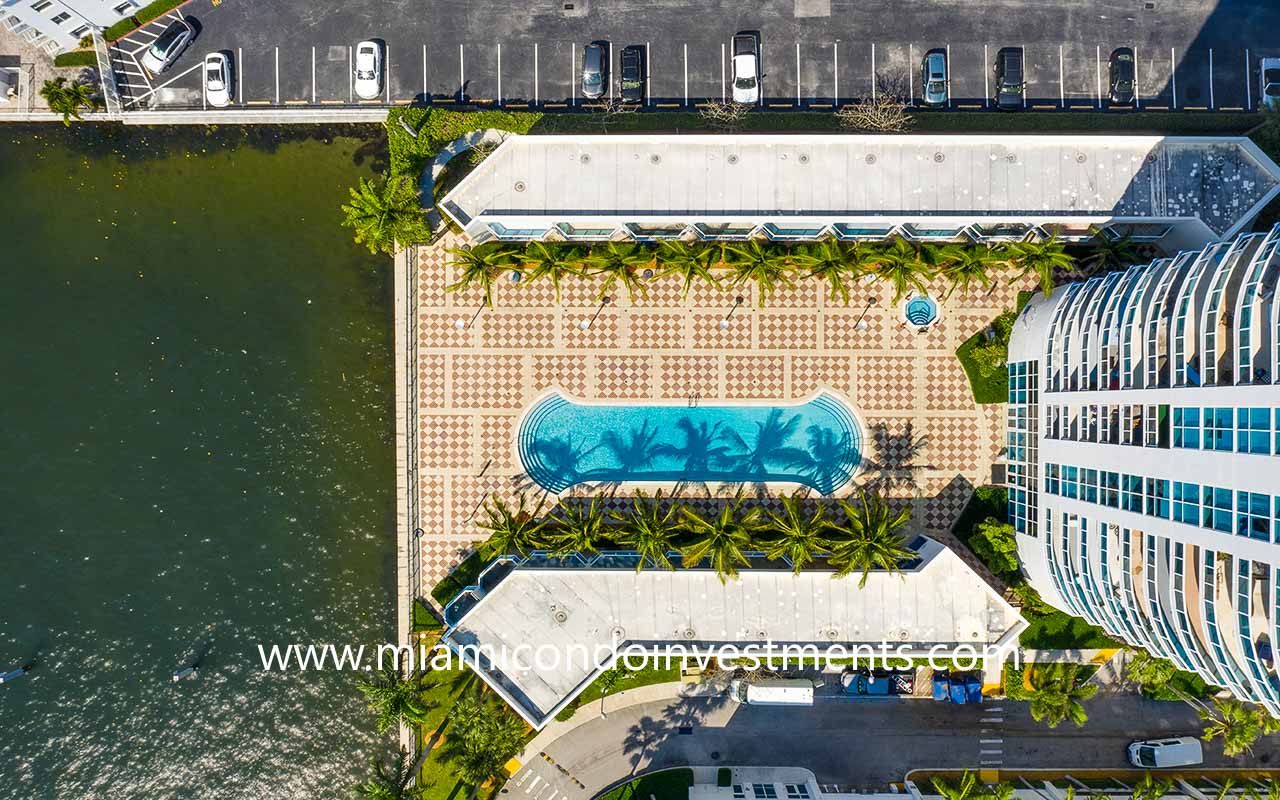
1009 223 1280 714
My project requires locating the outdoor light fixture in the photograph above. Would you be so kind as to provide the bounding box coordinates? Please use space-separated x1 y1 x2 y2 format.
718 295 746 329
580 295 612 330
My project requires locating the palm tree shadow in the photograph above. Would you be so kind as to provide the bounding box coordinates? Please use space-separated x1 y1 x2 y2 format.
653 417 732 498
622 714 672 774
723 410 810 498
859 421 935 493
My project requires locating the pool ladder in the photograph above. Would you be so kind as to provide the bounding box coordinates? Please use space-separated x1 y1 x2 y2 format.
687 393 700 407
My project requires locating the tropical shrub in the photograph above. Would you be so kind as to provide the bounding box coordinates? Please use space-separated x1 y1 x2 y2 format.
968 517 1019 578
340 175 432 254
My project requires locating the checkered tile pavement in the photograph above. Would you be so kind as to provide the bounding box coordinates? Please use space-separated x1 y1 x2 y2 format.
406 240 1035 602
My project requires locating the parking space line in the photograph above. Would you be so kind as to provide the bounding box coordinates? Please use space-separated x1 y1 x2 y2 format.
720 41 726 103
1171 46 1177 109
385 44 390 104
1246 49 1252 111
683 42 688 107
422 45 427 99
1059 45 1064 106
459 44 464 103
349 45 353 103
945 44 950 108
1022 43 1027 108
870 43 876 101
246 99 270 105
907 43 913 107
609 41 614 102
1095 45 1101 108
1221 106 1244 111
237 47 242 104
122 60 202 106
320 99 343 104
311 46 316 104
1134 44 1140 108
534 43 539 105
570 43 575 106
546 102 567 109
983 44 989 107
497 43 502 104
795 42 800 105
284 99 307 105
834 42 839 104
646 40 652 106
1208 48 1214 109
274 46 279 105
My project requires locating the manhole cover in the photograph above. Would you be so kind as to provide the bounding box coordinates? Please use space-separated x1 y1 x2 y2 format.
865 153 877 164
327 46 346 62
933 152 945 163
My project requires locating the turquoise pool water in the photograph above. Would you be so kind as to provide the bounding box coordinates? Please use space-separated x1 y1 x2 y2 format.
518 392 861 495
905 295 939 326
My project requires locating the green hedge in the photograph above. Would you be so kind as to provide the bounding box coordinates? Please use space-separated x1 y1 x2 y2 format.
428 549 492 607
104 0 186 42
387 107 542 178
53 50 98 68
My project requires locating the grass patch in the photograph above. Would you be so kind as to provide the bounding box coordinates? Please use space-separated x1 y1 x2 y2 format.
956 329 1010 404
415 665 489 800
430 550 493 608
555 659 682 721
597 769 695 800
388 107 542 178
413 598 443 633
1019 613 1119 650
53 50 97 68
103 0 188 41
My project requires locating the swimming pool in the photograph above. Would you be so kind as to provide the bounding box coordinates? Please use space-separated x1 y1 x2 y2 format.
518 391 862 495
904 294 939 327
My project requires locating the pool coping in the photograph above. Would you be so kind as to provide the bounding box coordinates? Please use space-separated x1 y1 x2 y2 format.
511 386 868 499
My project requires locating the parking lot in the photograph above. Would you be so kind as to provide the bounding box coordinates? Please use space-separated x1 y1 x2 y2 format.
108 0 1280 113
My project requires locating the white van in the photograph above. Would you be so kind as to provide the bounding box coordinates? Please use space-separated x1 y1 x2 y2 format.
729 678 815 706
1127 737 1204 768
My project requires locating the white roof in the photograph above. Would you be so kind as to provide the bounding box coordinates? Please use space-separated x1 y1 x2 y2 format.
442 538 1025 727
441 134 1280 237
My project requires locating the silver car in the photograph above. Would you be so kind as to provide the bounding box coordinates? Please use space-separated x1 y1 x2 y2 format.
921 49 948 106
141 19 194 74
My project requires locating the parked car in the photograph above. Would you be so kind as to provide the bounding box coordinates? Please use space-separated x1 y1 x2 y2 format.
729 677 815 706
353 40 382 100
921 49 948 106
582 41 608 100
1109 47 1136 105
203 52 232 107
1127 737 1203 768
141 18 195 74
1262 57 1280 109
993 47 1025 110
620 45 645 103
731 32 760 104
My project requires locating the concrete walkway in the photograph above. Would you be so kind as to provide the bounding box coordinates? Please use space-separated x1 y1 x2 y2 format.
417 127 511 230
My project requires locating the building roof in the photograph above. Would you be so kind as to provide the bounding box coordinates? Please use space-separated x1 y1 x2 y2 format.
442 538 1026 727
441 134 1280 238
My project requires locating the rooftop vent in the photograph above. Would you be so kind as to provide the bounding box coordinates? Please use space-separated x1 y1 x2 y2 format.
727 154 739 165
865 153 877 165
650 154 661 164
579 153 591 164
933 152 945 163
514 181 526 192
799 153 810 164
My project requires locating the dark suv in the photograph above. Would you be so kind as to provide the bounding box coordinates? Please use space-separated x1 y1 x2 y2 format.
1109 47 1136 104
994 47 1024 110
620 45 645 103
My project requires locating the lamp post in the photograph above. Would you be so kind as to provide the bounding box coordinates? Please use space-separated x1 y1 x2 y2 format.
853 295 877 331
580 295 612 330
718 295 746 329
456 301 487 331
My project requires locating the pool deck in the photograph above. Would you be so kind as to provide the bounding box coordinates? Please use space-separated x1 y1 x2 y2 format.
405 231 1034 604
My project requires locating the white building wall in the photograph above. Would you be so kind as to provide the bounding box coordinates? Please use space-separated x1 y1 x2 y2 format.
2 0 138 54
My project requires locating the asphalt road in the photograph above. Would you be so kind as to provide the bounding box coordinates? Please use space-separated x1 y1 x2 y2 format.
110 0 1280 112
505 694 1280 800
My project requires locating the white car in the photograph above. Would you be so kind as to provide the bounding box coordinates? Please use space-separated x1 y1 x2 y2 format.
731 33 760 105
203 52 232 108
353 40 383 100
1262 57 1280 109
1127 737 1203 769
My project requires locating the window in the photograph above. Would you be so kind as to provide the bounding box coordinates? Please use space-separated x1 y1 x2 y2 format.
1123 474 1144 513
31 0 52 10
49 10 70 23
753 785 778 800
1236 407 1271 454
1276 409 1280 454
70 24 88 36
1237 492 1271 541
1046 463 1060 496
1173 407 1200 449
1083 468 1099 504
1173 481 1200 525
1145 478 1171 519
1202 486 1233 533
832 224 894 239
1063 466 1079 500
113 1 133 13
1203 407 1233 451
1102 471 1120 508
785 786 811 800
733 787 745 800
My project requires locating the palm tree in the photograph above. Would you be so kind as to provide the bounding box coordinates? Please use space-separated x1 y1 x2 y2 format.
679 490 760 581
446 243 518 306
656 241 722 298
586 241 650 302
825 489 915 586
936 243 1001 299
763 492 828 573
1005 236 1075 297
522 241 584 301
1013 663 1098 729
476 493 548 558
548 496 609 556
860 239 934 302
356 665 433 734
794 240 857 305
40 77 98 125
616 490 679 570
930 771 980 800
355 746 423 800
725 240 795 307
341 175 433 256
1125 650 1178 696
1081 226 1141 275
1197 697 1280 757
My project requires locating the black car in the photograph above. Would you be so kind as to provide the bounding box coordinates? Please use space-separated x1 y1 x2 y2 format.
994 47 1024 110
1109 47 1136 105
620 45 645 103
